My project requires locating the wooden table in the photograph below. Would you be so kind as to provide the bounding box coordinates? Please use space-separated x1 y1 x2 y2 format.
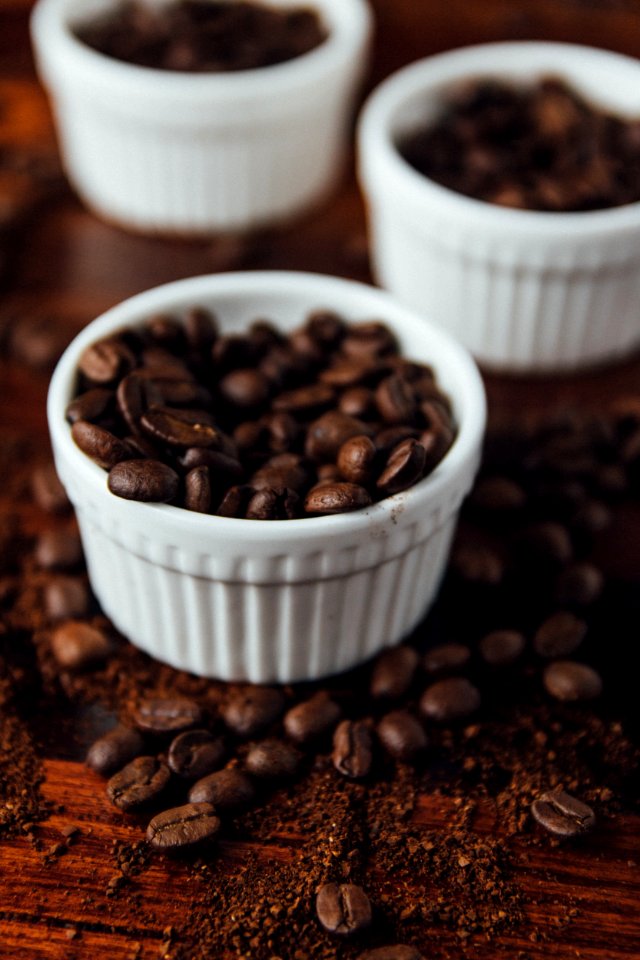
1 2 640 958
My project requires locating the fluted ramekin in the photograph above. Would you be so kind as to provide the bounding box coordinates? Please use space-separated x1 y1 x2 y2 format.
30 0 371 235
48 271 485 683
358 42 640 373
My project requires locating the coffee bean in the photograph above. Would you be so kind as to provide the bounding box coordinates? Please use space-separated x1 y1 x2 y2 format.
375 375 418 425
65 387 114 425
451 545 504 586
133 697 204 734
146 802 220 852
332 720 373 779
370 646 419 700
244 738 302 780
86 725 145 776
78 338 135 385
357 947 425 960
35 525 83 570
272 383 335 417
422 643 471 676
283 693 341 745
44 577 91 621
219 368 271 408
71 420 132 470
50 620 112 670
377 711 427 761
531 788 596 838
533 611 587 658
305 411 371 462
419 678 481 723
341 321 397 360
304 482 372 516
222 687 285 737
245 486 300 520
337 435 377 486
376 438 426 496
188 767 255 810
320 358 379 389
116 372 159 434
251 453 312 493
140 407 219 448
108 459 179 502
31 462 70 514
470 475 527 514
479 629 525 666
306 309 346 347
106 756 170 810
216 484 255 518
184 466 212 513
518 521 573 566
315 882 372 936
554 562 604 607
543 661 602 701
167 730 225 779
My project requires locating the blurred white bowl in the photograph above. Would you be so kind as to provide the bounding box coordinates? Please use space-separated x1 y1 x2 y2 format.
48 271 486 682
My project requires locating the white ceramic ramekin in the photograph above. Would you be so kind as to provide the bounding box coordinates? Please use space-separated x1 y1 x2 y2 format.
358 42 640 373
30 0 371 234
48 271 486 683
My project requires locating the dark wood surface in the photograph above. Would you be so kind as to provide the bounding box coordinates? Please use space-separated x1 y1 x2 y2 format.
1 2 640 958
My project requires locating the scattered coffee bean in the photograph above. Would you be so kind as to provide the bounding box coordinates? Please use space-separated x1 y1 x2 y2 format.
377 711 427 762
283 693 341 745
244 738 302 780
419 678 481 723
106 756 171 810
50 620 112 670
332 720 373 779
534 611 587 659
167 730 225 779
44 577 91 621
370 646 419 700
451 545 504 586
31 462 70 514
35 525 83 571
470 475 527 514
146 802 220 852
315 882 372 936
422 643 471 676
133 697 204 734
543 661 603 702
86 725 145 776
479 629 526 667
554 562 604 608
188 767 255 810
531 788 596 838
222 686 285 737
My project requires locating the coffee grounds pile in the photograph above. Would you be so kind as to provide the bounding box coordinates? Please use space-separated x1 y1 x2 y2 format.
398 77 640 211
1 388 640 956
75 0 328 73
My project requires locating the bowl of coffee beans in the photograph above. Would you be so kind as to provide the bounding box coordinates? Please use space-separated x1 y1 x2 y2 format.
47 271 486 682
358 41 640 372
30 0 371 234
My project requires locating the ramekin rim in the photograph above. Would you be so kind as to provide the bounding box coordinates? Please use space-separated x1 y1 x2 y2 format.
31 0 373 98
47 270 486 545
357 40 640 237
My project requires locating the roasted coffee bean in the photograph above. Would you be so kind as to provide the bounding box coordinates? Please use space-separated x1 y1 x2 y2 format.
50 620 111 669
320 358 379 389
216 484 256 518
184 306 218 351
377 711 427 761
71 420 132 470
357 946 425 960
184 466 212 513
315 882 372 936
470 475 527 514
422 643 471 676
222 686 285 737
370 645 419 700
244 738 302 780
78 337 135 385
376 438 426 496
44 577 91 620
283 693 342 745
374 425 420 457
341 321 397 359
418 423 454 471
133 697 204 734
180 445 243 478
479 629 526 666
106 756 170 810
306 309 346 347
108 459 179 502
140 407 219 448
419 678 481 723
188 767 255 810
251 454 312 493
451 545 504 586
531 788 596 838
332 720 373 779
338 387 376 420
533 611 587 659
31 462 70 514
305 411 371 462
86 725 145 776
375 374 418 424
219 368 271 408
65 387 114 425
168 730 225 779
337 435 377 486
145 314 186 350
554 562 604 607
245 486 300 520
146 802 220 852
116 371 160 434
571 499 612 538
35 525 83 570
272 383 335 416
517 521 573 566
543 661 602 701
304 481 371 516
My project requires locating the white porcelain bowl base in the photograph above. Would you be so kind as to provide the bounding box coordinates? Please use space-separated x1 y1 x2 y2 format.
48 271 486 683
